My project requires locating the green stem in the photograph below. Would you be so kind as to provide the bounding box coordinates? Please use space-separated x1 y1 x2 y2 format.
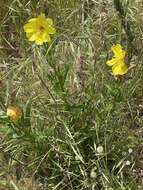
113 0 138 60
33 47 57 106
113 0 134 43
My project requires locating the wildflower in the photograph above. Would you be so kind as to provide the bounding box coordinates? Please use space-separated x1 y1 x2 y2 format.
90 167 97 178
125 160 131 166
106 44 128 76
7 106 22 122
97 146 104 154
24 13 56 45
128 148 133 154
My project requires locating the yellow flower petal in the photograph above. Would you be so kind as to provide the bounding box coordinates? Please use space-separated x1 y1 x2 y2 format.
26 32 33 39
29 33 38 41
38 13 46 19
106 44 128 76
23 22 37 33
24 13 56 45
106 58 117 66
46 26 56 34
111 44 126 59
112 62 128 76
35 33 51 45
42 33 51 42
28 18 37 22
35 38 44 45
47 18 54 26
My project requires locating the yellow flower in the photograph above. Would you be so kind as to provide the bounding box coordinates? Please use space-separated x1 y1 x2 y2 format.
24 13 56 45
106 44 128 76
7 106 22 122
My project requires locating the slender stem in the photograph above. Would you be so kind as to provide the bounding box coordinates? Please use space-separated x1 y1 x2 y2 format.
33 47 57 105
113 0 134 43
113 0 139 61
37 72 57 104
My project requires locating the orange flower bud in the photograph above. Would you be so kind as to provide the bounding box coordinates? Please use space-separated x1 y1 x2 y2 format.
7 106 22 122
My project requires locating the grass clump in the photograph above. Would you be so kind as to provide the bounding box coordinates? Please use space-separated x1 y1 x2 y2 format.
0 0 143 189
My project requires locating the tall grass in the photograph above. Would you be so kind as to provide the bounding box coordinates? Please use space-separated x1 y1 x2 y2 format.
0 0 143 189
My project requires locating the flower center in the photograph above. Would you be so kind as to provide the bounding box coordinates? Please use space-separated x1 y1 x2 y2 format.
39 25 45 32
